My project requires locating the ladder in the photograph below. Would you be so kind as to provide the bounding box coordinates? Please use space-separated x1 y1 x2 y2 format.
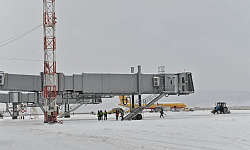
37 94 45 113
58 99 85 118
123 92 167 120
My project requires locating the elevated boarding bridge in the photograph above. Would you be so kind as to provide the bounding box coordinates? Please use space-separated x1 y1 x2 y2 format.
0 71 194 96
0 67 194 119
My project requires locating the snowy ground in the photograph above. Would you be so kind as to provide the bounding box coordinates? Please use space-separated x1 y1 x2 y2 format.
1 110 250 150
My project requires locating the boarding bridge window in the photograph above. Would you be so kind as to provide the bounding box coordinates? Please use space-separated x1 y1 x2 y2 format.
182 77 185 84
168 76 175 85
153 77 160 86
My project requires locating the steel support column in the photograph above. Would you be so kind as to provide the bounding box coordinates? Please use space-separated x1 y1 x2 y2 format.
138 65 142 107
132 95 134 109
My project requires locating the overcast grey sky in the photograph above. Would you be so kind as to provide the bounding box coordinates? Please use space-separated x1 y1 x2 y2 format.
0 0 250 92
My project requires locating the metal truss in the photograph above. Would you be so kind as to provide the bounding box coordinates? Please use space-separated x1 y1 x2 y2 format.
43 0 57 123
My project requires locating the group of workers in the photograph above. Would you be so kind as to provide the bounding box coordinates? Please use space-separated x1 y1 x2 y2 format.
115 109 124 121
97 108 165 120
97 110 108 121
97 109 124 121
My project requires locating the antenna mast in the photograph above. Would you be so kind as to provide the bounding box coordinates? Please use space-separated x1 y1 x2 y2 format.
43 0 57 123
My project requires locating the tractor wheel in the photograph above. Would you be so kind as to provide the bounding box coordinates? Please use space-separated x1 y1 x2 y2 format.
211 110 216 114
223 108 227 114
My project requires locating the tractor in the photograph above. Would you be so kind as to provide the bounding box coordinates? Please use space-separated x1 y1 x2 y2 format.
211 102 230 114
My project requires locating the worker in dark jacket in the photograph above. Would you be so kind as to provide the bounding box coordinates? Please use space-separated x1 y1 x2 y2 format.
160 108 164 118
100 110 103 120
97 110 100 121
120 109 124 120
104 110 107 120
115 110 119 121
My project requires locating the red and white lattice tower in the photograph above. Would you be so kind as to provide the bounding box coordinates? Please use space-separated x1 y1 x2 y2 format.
43 0 57 123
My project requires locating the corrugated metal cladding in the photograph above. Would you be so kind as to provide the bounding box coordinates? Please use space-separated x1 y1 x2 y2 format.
0 94 9 103
64 73 138 94
0 74 41 91
141 74 154 93
64 76 73 91
21 93 37 103
0 93 38 103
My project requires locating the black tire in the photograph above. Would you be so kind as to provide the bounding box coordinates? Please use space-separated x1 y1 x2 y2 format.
211 110 215 114
137 114 142 120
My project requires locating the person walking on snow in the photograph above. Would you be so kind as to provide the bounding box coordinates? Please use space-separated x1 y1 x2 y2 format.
160 108 165 118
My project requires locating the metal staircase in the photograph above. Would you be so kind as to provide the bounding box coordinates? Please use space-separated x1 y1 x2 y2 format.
6 103 12 116
29 107 39 119
58 99 86 118
124 107 131 114
123 91 167 120
37 93 45 113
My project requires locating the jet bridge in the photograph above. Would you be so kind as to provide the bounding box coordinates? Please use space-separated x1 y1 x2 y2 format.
0 72 194 95
0 66 194 119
